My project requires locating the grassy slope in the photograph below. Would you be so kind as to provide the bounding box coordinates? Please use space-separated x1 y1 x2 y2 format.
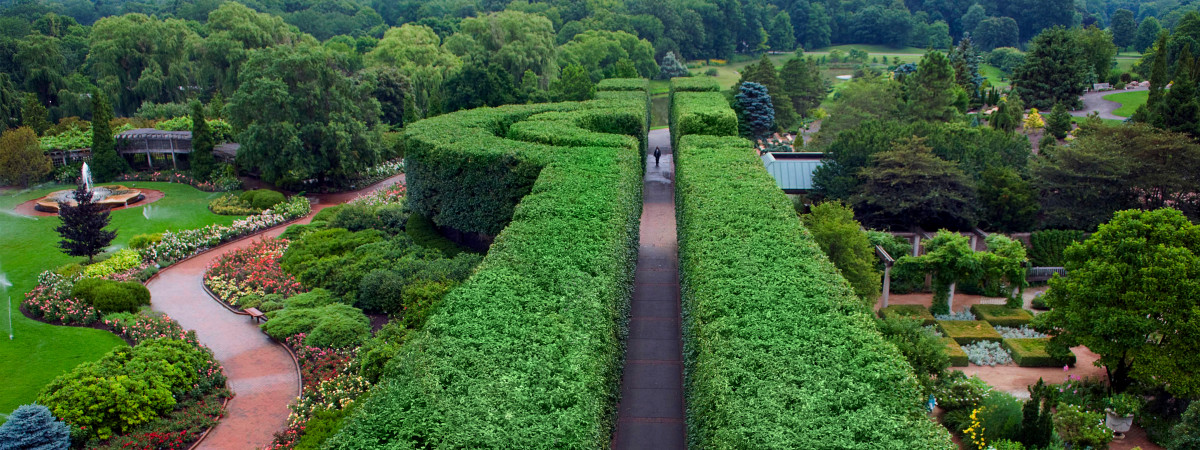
0 181 241 414
1104 90 1148 118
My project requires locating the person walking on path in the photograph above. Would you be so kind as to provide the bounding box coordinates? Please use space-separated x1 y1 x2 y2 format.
654 147 661 167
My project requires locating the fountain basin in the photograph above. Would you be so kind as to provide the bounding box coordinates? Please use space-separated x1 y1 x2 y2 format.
33 185 146 213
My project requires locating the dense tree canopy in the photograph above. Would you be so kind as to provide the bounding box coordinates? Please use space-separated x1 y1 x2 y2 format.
1013 26 1090 110
852 137 977 231
800 201 881 305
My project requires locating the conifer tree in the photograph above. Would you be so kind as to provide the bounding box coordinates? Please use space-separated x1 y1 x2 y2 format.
659 51 689 79
189 101 216 180
0 404 71 449
56 183 117 263
1046 103 1073 139
906 50 960 122
735 82 775 139
1147 33 1169 111
87 89 128 182
20 93 49 136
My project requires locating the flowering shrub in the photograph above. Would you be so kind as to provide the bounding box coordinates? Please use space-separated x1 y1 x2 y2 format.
266 335 372 449
208 193 261 215
140 196 311 265
962 341 1014 366
995 325 1047 339
347 182 406 208
963 407 987 450
82 249 142 278
205 238 303 308
114 171 229 192
21 272 100 325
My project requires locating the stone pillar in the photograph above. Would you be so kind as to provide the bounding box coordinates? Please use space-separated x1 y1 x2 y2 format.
881 264 891 309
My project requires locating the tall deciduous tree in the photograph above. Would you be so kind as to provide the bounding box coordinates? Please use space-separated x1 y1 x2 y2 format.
367 24 461 120
457 11 558 82
767 11 796 51
973 17 1020 51
1110 9 1137 50
87 89 128 182
1078 25 1118 84
852 137 977 231
779 56 826 118
443 61 519 112
1134 17 1161 53
0 74 22 135
189 101 215 180
800 201 881 306
551 63 595 101
1013 26 1089 110
1033 208 1200 396
0 127 52 186
906 50 960 122
228 44 381 188
977 166 1037 232
56 183 116 263
20 94 49 136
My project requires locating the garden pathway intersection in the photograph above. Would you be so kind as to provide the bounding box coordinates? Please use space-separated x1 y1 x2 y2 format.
145 173 404 450
612 129 686 449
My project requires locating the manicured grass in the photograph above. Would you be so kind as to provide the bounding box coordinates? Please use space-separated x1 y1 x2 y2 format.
0 181 241 415
1003 338 1077 367
1103 90 1148 118
943 338 969 367
648 79 670 95
878 304 937 326
970 304 1034 327
979 63 1011 89
937 320 1003 345
810 44 928 54
651 94 669 128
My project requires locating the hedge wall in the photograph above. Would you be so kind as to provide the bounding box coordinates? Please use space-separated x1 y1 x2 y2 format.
329 89 649 448
669 77 722 93
668 92 738 149
674 132 954 448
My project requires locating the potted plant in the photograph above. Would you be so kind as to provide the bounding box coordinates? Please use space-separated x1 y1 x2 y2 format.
1104 393 1143 438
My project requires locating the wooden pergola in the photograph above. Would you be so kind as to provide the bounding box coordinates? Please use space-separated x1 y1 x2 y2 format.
117 129 192 170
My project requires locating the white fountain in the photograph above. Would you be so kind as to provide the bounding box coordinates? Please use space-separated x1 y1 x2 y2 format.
81 162 92 195
0 270 12 340
33 163 145 213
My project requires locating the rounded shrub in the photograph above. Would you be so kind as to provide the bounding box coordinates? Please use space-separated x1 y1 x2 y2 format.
128 233 163 250
331 203 383 231
85 281 151 313
357 269 407 314
377 203 409 234
54 263 84 277
240 189 285 210
311 205 343 222
284 288 338 309
305 309 370 348
258 300 285 313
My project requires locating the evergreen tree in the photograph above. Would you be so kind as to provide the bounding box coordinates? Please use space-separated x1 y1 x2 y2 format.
735 81 774 139
87 89 128 182
1019 381 1054 449
1013 27 1089 110
552 63 595 101
0 404 71 450
56 183 117 263
21 93 50 136
659 51 689 79
1110 9 1137 50
207 91 225 119
1154 60 1200 137
780 57 826 117
906 50 960 122
852 137 977 231
1147 33 1170 111
978 167 1038 232
1046 103 1073 139
740 54 796 130
189 101 216 180
949 36 984 97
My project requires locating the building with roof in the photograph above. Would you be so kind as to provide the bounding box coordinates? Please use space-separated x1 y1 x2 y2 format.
760 152 825 193
117 128 193 170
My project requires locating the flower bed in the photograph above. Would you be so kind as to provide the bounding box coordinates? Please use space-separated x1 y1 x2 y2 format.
347 182 406 207
140 196 310 266
21 272 101 325
266 335 372 450
961 340 1014 366
205 238 303 309
115 170 240 192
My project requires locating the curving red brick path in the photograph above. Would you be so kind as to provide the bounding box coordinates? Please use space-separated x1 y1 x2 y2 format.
146 174 404 450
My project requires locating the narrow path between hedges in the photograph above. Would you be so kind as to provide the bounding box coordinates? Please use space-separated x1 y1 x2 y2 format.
146 173 405 450
612 129 686 449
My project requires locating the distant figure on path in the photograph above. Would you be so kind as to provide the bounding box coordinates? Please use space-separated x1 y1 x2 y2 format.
653 147 661 167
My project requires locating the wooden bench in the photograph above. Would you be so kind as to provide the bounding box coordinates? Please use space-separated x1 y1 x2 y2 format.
246 307 266 323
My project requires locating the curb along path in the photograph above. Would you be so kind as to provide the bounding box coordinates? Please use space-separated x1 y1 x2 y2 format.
146 174 405 450
613 129 686 449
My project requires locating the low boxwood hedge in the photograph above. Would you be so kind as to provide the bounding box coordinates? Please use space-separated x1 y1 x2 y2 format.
879 304 937 326
328 87 648 448
943 338 969 367
1003 338 1077 367
970 304 1035 327
937 320 1004 345
675 132 953 446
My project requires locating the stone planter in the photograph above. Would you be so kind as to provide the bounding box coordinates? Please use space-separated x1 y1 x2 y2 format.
1105 409 1134 435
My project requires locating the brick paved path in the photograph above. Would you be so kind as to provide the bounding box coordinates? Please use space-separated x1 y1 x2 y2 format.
146 174 404 449
612 129 686 449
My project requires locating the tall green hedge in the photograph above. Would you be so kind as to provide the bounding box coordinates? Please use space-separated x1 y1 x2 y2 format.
668 91 738 148
669 77 722 93
597 78 650 92
329 90 649 448
672 83 954 447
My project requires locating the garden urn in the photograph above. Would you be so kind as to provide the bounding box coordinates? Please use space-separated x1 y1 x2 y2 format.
1105 409 1134 435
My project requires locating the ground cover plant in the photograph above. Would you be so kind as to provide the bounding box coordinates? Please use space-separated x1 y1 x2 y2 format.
671 79 952 447
0 181 245 414
938 320 1003 345
326 81 648 448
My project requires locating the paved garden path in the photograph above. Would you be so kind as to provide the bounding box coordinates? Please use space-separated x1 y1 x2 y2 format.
146 174 405 450
1072 86 1148 121
612 129 686 449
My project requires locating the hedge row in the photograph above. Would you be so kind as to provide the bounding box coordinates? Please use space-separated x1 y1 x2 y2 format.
674 133 953 447
937 320 1004 345
668 91 738 149
328 87 649 448
970 304 1034 327
669 76 722 93
879 304 937 326
1003 338 1077 367
943 338 970 367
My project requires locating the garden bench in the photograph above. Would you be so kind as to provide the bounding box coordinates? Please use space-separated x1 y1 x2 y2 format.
245 307 266 323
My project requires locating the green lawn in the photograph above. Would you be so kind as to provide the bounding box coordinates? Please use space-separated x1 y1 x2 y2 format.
0 181 241 415
979 63 1011 89
1103 90 1148 118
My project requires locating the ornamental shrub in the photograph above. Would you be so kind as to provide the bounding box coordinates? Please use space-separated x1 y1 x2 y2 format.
239 189 285 210
357 269 406 314
1170 401 1200 449
305 310 370 349
398 279 453 329
128 233 163 250
283 289 340 309
0 404 71 450
82 249 142 278
72 278 150 313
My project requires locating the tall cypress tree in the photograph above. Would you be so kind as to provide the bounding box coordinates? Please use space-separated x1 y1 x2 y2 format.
87 89 128 182
56 183 117 263
190 101 216 180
